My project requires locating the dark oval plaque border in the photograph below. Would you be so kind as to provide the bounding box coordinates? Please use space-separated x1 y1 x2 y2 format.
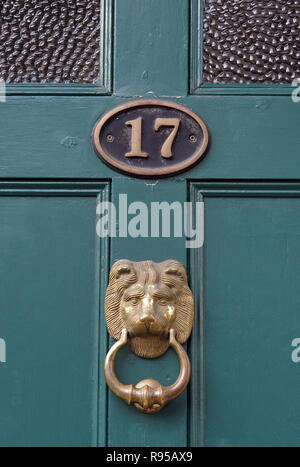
92 100 209 177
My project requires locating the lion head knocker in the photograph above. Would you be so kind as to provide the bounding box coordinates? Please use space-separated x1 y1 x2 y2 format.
104 259 194 414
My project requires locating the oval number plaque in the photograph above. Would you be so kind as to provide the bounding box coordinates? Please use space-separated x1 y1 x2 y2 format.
92 100 209 177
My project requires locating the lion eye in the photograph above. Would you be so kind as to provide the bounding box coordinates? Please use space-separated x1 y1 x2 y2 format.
129 297 139 305
158 299 168 306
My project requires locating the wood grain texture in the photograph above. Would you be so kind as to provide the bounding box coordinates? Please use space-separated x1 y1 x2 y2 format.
0 95 299 179
114 0 189 97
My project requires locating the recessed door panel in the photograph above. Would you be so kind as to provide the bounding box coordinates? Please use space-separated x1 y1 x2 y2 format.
202 194 300 446
0 184 109 446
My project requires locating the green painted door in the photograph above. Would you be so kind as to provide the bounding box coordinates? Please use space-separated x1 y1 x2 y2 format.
0 0 299 447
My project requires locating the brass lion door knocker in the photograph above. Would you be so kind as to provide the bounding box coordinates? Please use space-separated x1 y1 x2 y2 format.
104 259 194 414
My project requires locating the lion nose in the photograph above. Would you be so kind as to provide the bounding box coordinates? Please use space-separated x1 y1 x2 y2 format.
140 296 154 327
140 314 154 327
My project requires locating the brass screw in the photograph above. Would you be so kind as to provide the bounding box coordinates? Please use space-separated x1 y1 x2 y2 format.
106 134 114 142
189 135 196 142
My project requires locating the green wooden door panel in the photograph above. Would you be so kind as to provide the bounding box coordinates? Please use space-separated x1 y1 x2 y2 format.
107 179 188 447
0 96 298 179
114 0 189 97
190 184 300 446
0 183 109 446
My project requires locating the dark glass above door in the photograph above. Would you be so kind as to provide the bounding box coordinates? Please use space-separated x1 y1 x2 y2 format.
203 0 300 84
0 0 101 84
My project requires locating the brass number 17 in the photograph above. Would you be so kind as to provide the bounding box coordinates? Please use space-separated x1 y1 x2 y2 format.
125 117 180 159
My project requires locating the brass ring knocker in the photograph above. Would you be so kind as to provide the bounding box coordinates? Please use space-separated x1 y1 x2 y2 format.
104 259 194 414
104 328 191 414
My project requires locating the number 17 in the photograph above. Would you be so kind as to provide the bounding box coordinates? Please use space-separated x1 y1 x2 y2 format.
125 117 180 159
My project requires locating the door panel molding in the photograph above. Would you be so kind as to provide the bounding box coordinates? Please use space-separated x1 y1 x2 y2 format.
0 181 110 446
189 181 300 446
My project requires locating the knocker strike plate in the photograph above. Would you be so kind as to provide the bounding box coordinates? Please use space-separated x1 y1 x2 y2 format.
92 100 209 177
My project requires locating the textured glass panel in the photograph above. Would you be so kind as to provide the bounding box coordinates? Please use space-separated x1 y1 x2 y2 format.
0 0 101 84
203 0 300 84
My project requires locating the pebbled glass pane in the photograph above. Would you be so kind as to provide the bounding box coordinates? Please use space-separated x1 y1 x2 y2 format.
203 0 300 84
0 0 101 84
